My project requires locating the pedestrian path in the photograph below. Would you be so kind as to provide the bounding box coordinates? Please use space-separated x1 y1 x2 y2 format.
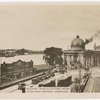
84 77 94 92
84 67 100 92
93 77 100 92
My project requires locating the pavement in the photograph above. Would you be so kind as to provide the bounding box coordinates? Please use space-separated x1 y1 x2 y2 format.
84 67 100 93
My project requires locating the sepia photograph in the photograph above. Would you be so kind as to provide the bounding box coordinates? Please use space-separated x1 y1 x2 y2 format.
0 1 100 99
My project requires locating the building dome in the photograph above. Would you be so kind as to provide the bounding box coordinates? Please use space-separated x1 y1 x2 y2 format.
71 35 85 50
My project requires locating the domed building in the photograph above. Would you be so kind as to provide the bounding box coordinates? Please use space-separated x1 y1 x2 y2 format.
71 35 85 50
64 35 100 69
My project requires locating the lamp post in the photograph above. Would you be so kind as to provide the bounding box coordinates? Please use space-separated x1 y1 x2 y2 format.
79 67 81 92
77 60 82 92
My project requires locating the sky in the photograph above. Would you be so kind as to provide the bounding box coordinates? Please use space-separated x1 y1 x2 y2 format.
0 3 100 50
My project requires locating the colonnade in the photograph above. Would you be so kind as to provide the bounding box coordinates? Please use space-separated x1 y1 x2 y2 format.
64 51 100 68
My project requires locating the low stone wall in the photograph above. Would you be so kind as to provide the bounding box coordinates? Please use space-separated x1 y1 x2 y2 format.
80 76 89 92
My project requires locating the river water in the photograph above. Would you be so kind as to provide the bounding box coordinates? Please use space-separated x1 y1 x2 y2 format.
0 54 45 65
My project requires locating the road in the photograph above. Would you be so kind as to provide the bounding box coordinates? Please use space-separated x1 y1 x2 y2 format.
0 80 32 93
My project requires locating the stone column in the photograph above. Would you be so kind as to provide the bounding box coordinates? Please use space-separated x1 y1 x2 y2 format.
91 55 94 67
89 56 91 66
95 56 97 66
85 57 87 67
67 55 70 67
80 54 84 66
98 57 100 66
97 55 100 66
67 54 73 67
83 56 86 67
64 55 67 66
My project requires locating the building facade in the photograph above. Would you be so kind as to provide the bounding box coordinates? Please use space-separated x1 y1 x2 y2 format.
1 60 34 83
94 43 100 51
64 35 100 69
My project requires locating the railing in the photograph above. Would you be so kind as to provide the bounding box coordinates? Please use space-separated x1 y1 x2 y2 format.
74 75 89 92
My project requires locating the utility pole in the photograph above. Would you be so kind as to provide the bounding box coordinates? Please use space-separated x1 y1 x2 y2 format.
77 60 82 92
90 65 92 76
79 67 81 92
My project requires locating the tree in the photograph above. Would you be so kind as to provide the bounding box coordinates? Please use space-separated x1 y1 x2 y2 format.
15 48 28 55
43 47 63 66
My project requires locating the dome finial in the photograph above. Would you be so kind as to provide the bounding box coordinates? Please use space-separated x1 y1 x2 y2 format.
76 35 79 38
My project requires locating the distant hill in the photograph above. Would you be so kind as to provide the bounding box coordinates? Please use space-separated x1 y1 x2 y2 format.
0 49 43 57
15 49 43 55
